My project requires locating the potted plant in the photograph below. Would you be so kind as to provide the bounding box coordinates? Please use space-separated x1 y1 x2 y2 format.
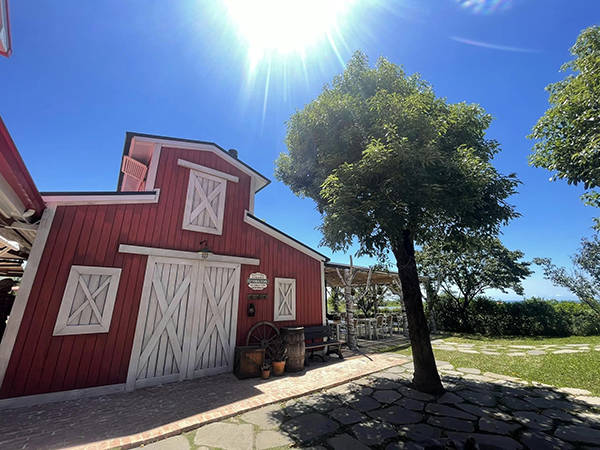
268 336 287 376
261 362 271 380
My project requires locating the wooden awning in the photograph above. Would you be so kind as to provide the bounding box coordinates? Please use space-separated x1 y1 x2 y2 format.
0 116 46 276
324 262 428 287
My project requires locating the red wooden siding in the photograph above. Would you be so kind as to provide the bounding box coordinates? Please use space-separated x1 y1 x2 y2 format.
0 146 323 399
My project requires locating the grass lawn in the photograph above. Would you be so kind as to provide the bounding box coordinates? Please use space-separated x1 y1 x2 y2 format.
389 334 600 395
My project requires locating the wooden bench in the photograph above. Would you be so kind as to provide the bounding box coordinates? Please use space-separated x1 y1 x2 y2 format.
304 325 345 366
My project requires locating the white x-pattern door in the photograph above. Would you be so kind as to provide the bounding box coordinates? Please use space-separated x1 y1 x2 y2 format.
182 170 227 235
127 257 240 391
189 262 240 378
274 278 296 321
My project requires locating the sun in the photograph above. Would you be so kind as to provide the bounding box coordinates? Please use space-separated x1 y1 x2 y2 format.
223 0 356 67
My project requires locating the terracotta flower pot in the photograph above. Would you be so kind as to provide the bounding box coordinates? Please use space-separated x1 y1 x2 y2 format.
261 369 270 380
272 361 286 376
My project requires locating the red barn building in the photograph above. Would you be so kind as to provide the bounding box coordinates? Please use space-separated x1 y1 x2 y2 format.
0 126 328 406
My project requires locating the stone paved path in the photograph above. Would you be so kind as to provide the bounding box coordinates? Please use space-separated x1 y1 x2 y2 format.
141 360 600 450
430 338 600 356
0 352 405 450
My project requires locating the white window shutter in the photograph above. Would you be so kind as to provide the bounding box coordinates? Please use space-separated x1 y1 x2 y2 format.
53 266 122 336
274 278 296 321
182 169 227 235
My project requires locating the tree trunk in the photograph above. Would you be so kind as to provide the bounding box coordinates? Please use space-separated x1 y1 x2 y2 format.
344 268 357 350
424 281 439 334
392 230 444 395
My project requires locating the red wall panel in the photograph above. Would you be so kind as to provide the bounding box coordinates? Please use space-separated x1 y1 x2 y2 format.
0 146 323 398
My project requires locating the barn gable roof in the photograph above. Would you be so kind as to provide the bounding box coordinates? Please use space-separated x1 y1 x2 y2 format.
117 132 271 193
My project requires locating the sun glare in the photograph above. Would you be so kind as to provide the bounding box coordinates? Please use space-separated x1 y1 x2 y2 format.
224 0 356 68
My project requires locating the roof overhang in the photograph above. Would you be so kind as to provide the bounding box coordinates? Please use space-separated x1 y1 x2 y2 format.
0 117 46 275
118 132 271 194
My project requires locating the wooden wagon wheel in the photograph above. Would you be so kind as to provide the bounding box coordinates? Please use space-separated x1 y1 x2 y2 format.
246 321 280 349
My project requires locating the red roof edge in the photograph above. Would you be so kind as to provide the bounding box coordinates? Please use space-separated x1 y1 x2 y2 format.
0 117 45 218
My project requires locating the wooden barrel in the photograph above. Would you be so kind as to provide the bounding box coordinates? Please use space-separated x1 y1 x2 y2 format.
233 346 265 379
281 326 305 372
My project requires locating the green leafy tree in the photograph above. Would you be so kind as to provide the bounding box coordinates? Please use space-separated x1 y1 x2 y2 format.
535 235 600 316
529 25 600 225
275 52 519 394
418 237 533 326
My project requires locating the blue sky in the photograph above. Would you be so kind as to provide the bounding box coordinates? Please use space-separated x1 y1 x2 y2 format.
1 0 599 300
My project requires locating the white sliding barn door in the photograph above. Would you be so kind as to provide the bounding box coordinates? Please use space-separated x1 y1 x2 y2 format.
127 257 240 391
127 257 198 390
188 262 240 378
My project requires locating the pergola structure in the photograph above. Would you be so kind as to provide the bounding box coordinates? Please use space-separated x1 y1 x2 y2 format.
324 261 429 287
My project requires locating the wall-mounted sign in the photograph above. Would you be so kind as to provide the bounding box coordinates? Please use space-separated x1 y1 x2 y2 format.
247 272 269 291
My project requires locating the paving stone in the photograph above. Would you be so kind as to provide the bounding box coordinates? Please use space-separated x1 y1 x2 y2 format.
328 407 366 425
345 395 382 412
553 349 580 354
520 430 574 450
284 399 315 417
425 403 476 420
384 365 407 374
576 411 600 425
500 396 537 411
514 411 554 431
434 345 458 351
457 389 497 407
531 388 562 399
501 385 532 397
240 404 285 429
398 386 435 401
507 352 527 356
457 367 481 374
351 420 398 445
458 349 479 354
194 423 254 450
373 389 402 404
446 432 523 450
557 387 592 396
144 435 191 450
484 372 521 382
440 369 467 376
481 351 502 355
463 374 497 384
303 395 345 413
396 397 425 411
509 345 537 349
427 415 475 432
368 405 423 425
372 379 402 390
479 416 521 435
398 423 442 441
255 430 295 450
555 425 600 444
280 413 339 443
542 409 579 422
525 396 577 410
437 392 463 404
574 396 600 407
327 433 371 450
527 350 547 356
455 403 503 418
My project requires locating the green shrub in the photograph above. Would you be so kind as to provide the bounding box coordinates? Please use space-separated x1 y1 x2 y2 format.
434 295 600 336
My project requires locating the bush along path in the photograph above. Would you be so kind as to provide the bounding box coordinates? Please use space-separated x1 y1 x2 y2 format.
142 361 600 450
